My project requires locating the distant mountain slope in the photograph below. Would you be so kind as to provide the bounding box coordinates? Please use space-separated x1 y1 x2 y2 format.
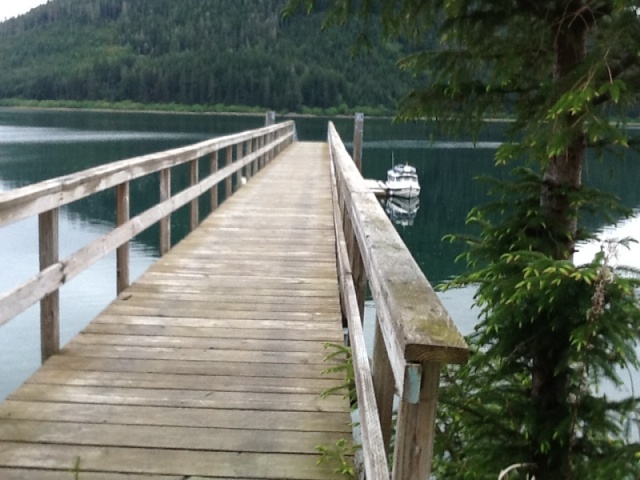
0 0 413 112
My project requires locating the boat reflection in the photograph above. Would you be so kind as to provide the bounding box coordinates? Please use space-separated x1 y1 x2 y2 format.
384 196 420 227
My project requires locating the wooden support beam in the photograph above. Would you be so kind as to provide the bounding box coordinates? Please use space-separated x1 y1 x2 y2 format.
159 168 171 255
235 143 243 191
116 182 130 294
225 146 233 199
38 208 60 363
353 113 364 172
372 320 395 451
245 140 253 181
210 151 218 212
265 111 276 126
189 159 199 230
392 363 441 480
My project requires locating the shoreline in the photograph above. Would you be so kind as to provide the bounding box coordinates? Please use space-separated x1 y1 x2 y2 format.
0 99 392 119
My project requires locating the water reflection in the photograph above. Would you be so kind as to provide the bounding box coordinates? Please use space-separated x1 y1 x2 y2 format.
0 125 198 144
384 196 420 227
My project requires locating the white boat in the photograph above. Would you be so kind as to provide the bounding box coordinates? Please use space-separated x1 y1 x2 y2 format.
386 163 421 198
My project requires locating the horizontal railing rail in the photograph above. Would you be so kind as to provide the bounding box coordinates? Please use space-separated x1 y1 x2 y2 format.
327 120 469 480
0 119 295 362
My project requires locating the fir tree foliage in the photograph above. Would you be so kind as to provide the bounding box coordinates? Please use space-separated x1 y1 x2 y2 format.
0 0 414 112
286 0 640 478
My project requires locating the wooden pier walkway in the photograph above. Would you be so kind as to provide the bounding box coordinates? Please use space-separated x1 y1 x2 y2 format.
0 142 353 479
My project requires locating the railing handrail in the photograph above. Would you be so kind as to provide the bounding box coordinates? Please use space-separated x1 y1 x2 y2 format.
0 119 294 362
327 120 468 480
0 121 294 228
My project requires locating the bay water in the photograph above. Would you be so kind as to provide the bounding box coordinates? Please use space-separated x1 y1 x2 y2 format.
0 108 638 403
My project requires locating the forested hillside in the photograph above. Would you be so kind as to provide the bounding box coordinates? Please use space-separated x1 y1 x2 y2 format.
0 0 413 112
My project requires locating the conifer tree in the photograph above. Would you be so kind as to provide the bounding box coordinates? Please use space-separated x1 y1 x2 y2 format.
285 1 640 478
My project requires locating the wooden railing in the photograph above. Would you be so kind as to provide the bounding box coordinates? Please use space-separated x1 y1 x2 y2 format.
0 118 295 362
328 121 469 480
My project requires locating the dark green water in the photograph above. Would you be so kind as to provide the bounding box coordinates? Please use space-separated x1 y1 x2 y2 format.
1 108 638 400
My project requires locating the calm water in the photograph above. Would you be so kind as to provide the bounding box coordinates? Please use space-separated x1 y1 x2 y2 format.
0 108 639 401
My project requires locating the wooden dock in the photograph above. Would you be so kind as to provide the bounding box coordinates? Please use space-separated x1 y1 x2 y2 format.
0 118 468 480
0 142 353 479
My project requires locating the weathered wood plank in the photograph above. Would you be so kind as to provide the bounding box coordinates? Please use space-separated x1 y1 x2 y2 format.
0 443 339 479
100 305 340 321
0 401 351 433
83 322 344 342
0 469 185 480
42 355 345 380
70 332 335 353
59 343 338 365
0 419 347 455
8 384 347 413
26 370 344 396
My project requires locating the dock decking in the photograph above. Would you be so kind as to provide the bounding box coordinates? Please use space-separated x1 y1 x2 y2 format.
0 142 352 479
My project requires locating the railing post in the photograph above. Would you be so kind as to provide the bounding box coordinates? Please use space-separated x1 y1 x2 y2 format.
38 208 60 362
251 137 258 177
159 168 171 255
116 182 130 294
353 112 364 172
236 142 243 191
210 150 218 211
245 139 253 181
372 320 395 450
257 135 264 170
225 145 233 199
265 111 275 126
189 159 199 230
392 362 441 480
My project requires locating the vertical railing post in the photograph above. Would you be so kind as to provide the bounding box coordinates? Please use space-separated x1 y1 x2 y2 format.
210 150 218 212
225 145 233 199
353 112 364 172
235 142 243 191
159 168 171 255
265 111 275 126
38 208 60 363
245 139 253 182
116 182 130 294
372 320 395 451
251 137 258 177
265 112 275 165
392 362 441 480
190 158 199 230
259 135 266 169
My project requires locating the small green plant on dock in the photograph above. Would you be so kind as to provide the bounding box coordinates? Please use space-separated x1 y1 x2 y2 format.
316 438 358 479
320 342 357 408
316 342 359 478
71 457 82 480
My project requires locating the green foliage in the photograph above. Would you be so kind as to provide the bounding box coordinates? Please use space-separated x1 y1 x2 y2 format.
321 342 357 408
437 171 640 479
71 457 82 480
316 438 358 478
317 343 360 478
0 0 413 113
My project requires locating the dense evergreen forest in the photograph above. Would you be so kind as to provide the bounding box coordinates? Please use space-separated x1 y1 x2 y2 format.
0 0 414 113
